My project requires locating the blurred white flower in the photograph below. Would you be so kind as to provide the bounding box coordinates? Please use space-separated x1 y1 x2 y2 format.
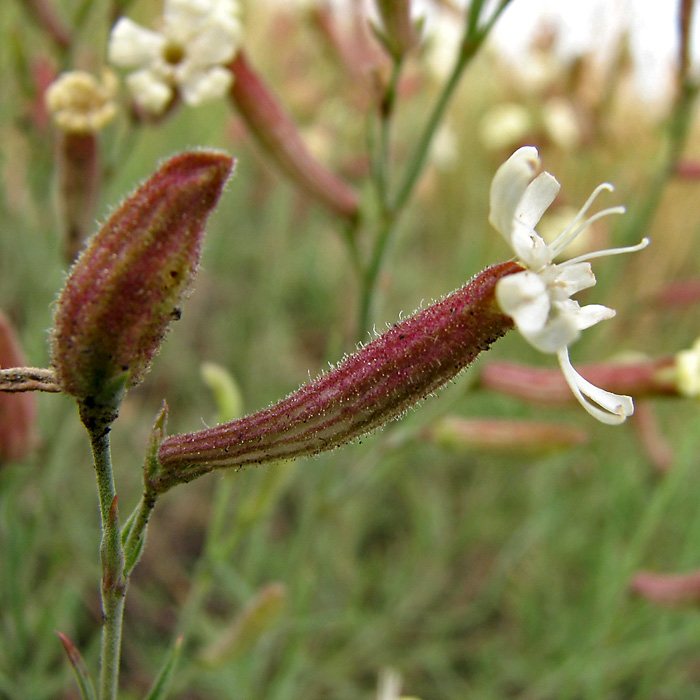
542 96 581 149
108 0 242 114
490 146 649 424
479 102 533 151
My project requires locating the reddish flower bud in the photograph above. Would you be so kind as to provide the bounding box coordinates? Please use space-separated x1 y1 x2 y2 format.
152 261 521 492
423 416 589 454
479 357 678 405
51 151 234 404
630 570 700 607
228 51 359 221
374 0 421 60
0 311 37 464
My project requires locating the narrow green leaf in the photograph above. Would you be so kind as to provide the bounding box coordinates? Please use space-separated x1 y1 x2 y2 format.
143 635 184 700
56 631 97 700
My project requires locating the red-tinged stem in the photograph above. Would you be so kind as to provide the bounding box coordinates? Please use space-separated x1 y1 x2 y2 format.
17 0 72 50
228 51 360 221
153 261 521 492
56 131 101 263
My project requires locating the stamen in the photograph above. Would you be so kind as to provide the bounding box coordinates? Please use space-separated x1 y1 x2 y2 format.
549 182 614 253
564 237 650 266
552 206 626 257
557 348 633 425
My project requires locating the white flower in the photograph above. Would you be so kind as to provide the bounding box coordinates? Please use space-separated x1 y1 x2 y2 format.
108 0 242 114
490 146 649 424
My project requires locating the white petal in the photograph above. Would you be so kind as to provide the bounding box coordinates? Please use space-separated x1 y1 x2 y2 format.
557 348 634 424
489 146 540 238
522 311 580 353
108 18 164 67
568 302 616 330
125 70 173 114
179 66 232 104
510 223 551 270
496 271 550 334
163 0 211 40
548 261 595 300
186 22 240 66
516 171 560 230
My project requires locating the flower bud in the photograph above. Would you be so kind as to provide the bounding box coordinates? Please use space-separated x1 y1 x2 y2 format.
480 357 678 405
51 151 234 405
373 0 421 60
630 570 700 607
0 311 37 464
152 261 521 492
424 416 588 454
228 51 359 221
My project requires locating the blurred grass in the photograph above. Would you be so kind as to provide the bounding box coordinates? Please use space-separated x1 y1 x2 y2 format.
2 1 700 699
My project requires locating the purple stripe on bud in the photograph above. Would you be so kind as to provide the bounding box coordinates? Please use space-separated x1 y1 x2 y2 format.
153 261 521 492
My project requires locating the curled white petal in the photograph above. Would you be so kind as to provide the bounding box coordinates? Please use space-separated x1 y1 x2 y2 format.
557 348 634 424
489 146 540 238
516 171 560 231
568 303 616 330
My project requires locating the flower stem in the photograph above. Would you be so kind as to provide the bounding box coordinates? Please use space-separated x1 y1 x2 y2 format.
357 0 514 334
80 403 126 700
619 0 699 244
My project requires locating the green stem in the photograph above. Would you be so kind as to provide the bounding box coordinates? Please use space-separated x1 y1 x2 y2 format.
122 489 157 578
90 435 125 700
620 76 699 245
80 402 126 700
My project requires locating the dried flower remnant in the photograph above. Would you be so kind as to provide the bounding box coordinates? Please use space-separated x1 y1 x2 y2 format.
0 311 37 464
108 0 242 115
153 262 520 492
45 70 118 133
51 151 233 405
490 146 649 424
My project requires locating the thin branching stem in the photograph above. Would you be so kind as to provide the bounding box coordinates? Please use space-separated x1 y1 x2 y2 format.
356 1 514 335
